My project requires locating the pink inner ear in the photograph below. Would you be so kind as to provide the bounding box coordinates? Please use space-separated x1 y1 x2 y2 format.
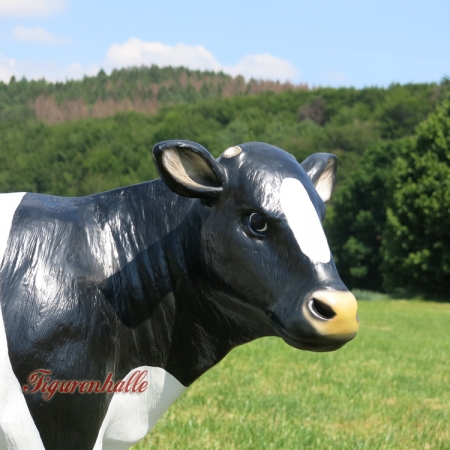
312 158 336 203
162 149 207 190
314 166 335 203
159 146 224 199
176 149 223 187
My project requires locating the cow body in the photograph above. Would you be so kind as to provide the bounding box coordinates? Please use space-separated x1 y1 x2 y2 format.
0 141 358 449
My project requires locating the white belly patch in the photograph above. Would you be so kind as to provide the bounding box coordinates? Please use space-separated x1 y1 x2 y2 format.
93 367 186 450
280 178 330 263
0 193 26 269
0 192 45 449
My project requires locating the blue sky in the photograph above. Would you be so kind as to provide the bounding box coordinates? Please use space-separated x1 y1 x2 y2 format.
0 0 449 87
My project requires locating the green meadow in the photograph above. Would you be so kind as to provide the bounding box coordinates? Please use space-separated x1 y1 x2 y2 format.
133 300 450 449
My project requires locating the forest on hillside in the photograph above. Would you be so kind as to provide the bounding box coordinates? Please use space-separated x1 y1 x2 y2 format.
1 67 449 297
0 66 306 124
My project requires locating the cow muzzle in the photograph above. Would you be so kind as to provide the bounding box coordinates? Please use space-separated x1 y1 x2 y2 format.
304 290 359 343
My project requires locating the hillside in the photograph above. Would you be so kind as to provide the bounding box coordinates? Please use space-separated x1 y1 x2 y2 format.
1 76 448 196
0 65 307 124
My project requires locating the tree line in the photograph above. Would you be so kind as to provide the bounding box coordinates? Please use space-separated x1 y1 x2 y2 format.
0 67 449 297
328 93 450 297
0 66 306 124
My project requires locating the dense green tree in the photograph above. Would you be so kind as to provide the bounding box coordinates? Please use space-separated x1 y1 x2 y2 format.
326 139 411 291
0 113 159 196
381 98 450 296
376 84 435 139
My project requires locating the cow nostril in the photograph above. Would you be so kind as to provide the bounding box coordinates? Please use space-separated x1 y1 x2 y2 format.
309 298 337 320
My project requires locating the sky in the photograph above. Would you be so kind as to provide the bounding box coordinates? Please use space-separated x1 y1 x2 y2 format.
0 0 449 88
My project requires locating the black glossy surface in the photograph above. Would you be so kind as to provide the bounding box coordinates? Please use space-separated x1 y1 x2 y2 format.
0 141 349 449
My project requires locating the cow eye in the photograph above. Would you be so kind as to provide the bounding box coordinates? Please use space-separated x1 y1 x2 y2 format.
249 212 268 234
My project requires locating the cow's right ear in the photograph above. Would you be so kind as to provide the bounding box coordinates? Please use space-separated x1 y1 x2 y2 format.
152 140 226 199
300 153 337 203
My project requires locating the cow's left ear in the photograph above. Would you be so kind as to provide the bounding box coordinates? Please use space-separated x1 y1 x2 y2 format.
300 153 337 203
152 140 226 199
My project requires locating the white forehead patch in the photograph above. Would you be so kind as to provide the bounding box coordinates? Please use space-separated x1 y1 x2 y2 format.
221 146 242 158
280 178 330 263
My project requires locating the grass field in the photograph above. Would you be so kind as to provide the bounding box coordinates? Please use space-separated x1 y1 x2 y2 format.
132 300 450 449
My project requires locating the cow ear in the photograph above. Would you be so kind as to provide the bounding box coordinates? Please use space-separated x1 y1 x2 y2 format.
300 153 337 203
152 140 226 199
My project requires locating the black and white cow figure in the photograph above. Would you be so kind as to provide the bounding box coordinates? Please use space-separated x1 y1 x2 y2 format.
0 140 358 449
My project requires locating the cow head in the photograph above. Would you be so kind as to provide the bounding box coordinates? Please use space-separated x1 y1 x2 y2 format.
153 140 358 352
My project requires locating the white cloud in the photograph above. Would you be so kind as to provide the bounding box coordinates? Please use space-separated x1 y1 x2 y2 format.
106 39 221 73
0 56 98 83
65 62 99 79
0 0 67 17
12 26 67 45
1 39 300 84
0 54 16 82
106 39 299 82
224 53 300 82
325 70 349 85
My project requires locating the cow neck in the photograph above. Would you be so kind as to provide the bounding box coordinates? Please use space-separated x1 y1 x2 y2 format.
101 182 256 386
160 203 266 386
